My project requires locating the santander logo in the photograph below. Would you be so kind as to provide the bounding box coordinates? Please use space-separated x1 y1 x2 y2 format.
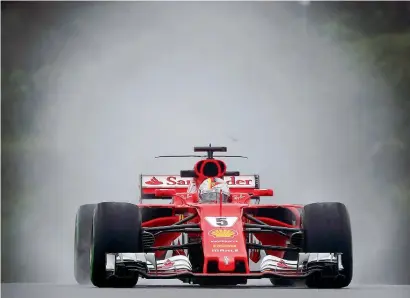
145 177 164 185
142 175 256 188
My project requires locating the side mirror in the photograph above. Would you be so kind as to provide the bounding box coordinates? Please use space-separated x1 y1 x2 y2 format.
252 189 274 196
155 189 177 197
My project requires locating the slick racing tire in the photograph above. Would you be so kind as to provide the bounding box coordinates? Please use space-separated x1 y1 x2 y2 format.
90 202 143 288
74 204 96 285
302 202 353 288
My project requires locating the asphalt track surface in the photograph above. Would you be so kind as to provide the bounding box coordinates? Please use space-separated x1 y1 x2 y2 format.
3 281 410 298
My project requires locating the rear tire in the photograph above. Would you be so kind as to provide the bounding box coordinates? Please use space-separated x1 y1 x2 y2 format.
302 202 353 288
74 204 96 285
90 202 143 288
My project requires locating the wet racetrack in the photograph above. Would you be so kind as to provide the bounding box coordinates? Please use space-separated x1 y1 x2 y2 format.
3 281 410 298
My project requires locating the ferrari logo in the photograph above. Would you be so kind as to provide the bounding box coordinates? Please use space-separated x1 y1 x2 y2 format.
224 256 230 265
208 229 238 238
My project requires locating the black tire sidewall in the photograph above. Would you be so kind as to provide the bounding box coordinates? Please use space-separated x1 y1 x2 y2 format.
302 202 353 288
90 202 143 288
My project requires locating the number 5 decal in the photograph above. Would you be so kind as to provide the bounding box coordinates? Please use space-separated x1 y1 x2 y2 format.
216 217 228 226
205 217 238 227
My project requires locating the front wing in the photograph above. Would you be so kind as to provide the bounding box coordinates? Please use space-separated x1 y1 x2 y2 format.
106 252 344 281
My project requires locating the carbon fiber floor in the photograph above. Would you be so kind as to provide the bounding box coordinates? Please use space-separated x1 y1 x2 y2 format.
2 281 410 298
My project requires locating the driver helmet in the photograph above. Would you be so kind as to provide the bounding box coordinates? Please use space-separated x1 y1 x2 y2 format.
198 177 230 203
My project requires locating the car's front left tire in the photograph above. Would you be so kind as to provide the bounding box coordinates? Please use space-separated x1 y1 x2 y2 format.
302 202 353 288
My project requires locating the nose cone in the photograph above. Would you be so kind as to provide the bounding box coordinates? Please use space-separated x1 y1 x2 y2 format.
199 204 250 273
218 256 236 272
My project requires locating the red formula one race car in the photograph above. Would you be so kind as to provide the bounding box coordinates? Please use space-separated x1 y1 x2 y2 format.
74 145 353 288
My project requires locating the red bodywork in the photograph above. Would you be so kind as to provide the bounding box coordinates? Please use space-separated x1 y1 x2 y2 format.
137 155 303 275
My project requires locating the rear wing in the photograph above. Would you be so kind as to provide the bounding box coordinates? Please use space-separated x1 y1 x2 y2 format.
139 174 260 201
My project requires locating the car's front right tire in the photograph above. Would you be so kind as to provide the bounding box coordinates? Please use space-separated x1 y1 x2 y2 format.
90 202 143 288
